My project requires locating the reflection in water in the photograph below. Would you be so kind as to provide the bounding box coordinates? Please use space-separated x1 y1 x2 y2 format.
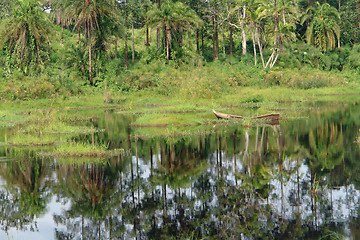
0 150 51 232
0 103 360 239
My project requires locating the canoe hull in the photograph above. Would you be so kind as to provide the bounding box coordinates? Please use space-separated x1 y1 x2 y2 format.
212 110 280 120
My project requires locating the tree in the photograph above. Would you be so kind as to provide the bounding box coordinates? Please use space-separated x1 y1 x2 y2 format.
0 0 52 74
147 1 201 60
63 0 116 85
340 0 360 45
301 2 340 52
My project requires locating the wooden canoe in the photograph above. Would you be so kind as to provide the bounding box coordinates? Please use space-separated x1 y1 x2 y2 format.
212 110 280 120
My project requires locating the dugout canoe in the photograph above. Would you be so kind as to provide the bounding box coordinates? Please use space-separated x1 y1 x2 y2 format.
212 110 280 120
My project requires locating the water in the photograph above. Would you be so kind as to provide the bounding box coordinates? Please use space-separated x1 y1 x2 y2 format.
1 102 360 239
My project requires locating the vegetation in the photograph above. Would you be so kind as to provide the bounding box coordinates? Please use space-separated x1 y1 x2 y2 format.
2 2 360 239
0 0 359 103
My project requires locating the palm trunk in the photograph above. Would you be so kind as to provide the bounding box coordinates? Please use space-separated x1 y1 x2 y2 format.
47 37 50 56
115 39 117 60
146 25 150 46
222 28 226 56
338 0 340 48
132 24 135 63
213 19 216 60
354 2 359 45
213 17 219 60
157 0 161 50
78 28 81 46
215 19 219 59
229 4 233 57
145 4 150 46
166 26 171 60
196 29 200 54
125 32 128 69
230 25 233 58
188 31 191 49
88 23 93 85
307 0 310 28
61 25 64 45
201 30 204 56
157 28 160 50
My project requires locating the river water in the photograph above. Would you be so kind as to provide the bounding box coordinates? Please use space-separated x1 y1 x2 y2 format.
1 101 360 239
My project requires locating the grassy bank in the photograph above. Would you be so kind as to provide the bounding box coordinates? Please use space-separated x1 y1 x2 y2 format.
1 82 360 128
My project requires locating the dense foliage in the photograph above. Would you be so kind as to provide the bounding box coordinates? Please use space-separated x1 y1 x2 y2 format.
0 0 359 100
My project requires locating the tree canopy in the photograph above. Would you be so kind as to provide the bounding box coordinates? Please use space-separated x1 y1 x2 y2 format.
0 0 359 87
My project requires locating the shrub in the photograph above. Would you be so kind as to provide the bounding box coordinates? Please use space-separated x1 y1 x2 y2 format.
346 44 360 71
264 68 345 89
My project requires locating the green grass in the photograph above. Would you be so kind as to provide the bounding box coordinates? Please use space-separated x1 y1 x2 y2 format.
47 142 123 158
1 84 359 131
4 134 59 146
18 121 99 135
0 110 31 127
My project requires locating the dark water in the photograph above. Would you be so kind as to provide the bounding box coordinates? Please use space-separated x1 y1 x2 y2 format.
1 102 360 239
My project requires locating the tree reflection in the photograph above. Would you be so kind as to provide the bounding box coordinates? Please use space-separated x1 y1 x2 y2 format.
53 157 125 239
0 149 51 232
3 103 360 239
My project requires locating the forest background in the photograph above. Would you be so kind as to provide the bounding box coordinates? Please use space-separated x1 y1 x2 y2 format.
0 0 359 102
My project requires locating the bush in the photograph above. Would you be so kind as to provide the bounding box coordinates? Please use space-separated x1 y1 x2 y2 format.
346 44 360 71
0 69 84 101
264 68 346 89
1 73 56 100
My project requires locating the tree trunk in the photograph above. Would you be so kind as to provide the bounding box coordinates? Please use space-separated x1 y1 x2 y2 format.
222 28 226 56
47 37 50 57
146 25 150 46
157 0 161 50
145 5 150 46
132 24 135 63
354 2 359 45
61 25 64 45
78 28 81 46
213 17 219 60
307 0 310 28
215 19 219 59
157 27 160 50
88 23 93 85
125 32 128 69
256 25 265 68
229 4 233 58
241 6 247 55
115 38 117 60
251 29 257 66
201 30 204 56
196 29 200 54
230 25 233 58
241 26 247 55
188 31 191 49
166 27 171 60
213 18 216 60
338 0 340 48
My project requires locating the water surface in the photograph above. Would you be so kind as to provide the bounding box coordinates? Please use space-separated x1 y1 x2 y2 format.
1 102 360 239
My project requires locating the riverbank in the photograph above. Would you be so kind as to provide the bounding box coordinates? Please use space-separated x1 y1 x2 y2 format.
1 83 360 128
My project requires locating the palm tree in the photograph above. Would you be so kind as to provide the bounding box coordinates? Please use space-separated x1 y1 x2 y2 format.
301 2 340 52
147 1 201 60
63 0 116 85
0 0 52 74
